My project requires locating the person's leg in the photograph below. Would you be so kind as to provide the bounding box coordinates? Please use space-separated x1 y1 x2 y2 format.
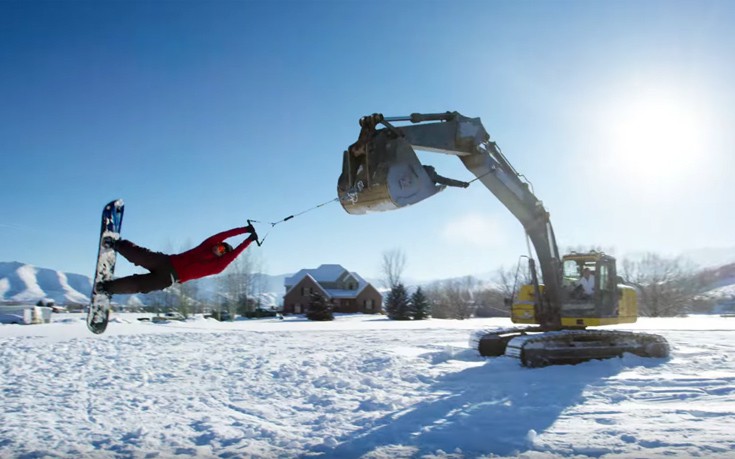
115 240 171 272
100 272 173 295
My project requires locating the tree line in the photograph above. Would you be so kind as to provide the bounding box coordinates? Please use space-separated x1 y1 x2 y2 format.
133 245 732 321
381 248 732 320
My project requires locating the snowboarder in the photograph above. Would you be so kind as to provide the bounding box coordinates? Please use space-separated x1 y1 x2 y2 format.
97 225 258 295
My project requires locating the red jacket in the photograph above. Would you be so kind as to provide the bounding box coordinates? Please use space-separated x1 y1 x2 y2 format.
169 227 255 283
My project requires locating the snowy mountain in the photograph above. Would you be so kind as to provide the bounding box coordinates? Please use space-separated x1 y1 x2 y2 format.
682 246 735 269
0 261 91 305
0 261 291 307
694 262 735 307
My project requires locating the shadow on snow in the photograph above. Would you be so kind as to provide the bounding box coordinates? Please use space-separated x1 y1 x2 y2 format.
306 351 668 458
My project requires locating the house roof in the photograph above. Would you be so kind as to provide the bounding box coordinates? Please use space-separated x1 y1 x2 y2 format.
285 264 351 284
284 264 373 299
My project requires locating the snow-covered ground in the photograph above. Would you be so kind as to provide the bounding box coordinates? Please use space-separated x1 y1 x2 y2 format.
1 314 734 459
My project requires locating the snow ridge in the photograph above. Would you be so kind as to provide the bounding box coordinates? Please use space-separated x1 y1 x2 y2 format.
0 261 90 304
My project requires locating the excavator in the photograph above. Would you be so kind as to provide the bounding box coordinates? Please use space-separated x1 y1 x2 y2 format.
337 111 670 367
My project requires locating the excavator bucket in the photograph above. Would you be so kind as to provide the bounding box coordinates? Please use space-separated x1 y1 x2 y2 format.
337 134 444 215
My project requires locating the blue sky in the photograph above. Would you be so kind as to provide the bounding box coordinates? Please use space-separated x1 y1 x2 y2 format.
1 0 734 282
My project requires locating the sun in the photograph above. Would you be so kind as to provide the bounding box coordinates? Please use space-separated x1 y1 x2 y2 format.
600 88 711 187
613 99 699 162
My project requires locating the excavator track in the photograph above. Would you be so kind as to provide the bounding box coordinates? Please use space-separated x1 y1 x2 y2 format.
471 327 539 358
474 328 670 368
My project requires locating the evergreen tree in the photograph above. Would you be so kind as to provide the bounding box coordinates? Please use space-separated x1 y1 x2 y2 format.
306 292 334 321
385 283 411 320
411 286 431 320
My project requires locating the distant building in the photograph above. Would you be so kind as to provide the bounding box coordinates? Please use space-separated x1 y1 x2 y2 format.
283 264 382 315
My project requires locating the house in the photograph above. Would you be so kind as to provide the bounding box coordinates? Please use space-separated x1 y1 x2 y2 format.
283 264 382 315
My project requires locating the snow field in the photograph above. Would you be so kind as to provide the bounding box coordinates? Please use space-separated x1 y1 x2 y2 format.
1 314 734 458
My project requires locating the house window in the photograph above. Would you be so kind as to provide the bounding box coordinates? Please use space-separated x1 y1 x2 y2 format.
365 299 374 310
294 304 302 314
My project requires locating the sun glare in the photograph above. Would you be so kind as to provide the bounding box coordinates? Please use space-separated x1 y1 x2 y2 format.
601 88 712 187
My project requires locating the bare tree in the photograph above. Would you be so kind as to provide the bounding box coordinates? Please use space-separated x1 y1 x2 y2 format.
425 282 451 319
166 280 198 317
428 276 477 319
473 260 537 317
381 248 406 289
495 265 517 299
458 276 479 319
218 249 264 318
621 252 702 317
474 282 509 318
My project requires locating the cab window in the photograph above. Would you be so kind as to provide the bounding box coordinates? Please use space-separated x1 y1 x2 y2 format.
563 260 580 280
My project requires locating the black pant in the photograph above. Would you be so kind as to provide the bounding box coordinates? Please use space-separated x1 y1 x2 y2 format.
103 240 176 294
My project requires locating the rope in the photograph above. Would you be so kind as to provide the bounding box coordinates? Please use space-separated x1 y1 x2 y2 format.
248 157 496 247
248 183 363 246
250 163 493 247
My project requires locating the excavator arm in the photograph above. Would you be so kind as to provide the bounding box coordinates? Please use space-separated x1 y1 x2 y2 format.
338 111 563 329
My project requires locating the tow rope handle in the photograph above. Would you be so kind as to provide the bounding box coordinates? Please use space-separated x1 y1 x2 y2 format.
247 215 295 247
247 219 264 247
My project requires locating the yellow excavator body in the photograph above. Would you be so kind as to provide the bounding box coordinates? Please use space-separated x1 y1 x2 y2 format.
512 252 638 327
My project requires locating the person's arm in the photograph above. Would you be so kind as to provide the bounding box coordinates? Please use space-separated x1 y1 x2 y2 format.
216 237 255 267
200 226 253 246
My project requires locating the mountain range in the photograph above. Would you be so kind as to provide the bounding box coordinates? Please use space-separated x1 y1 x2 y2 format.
0 261 292 306
0 261 92 305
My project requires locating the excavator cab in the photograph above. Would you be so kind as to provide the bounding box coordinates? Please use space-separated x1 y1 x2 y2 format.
337 118 445 215
511 252 638 328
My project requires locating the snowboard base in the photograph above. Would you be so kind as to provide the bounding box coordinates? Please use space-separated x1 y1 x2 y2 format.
86 199 124 334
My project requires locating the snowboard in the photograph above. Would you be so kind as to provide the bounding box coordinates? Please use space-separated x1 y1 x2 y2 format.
86 199 124 334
